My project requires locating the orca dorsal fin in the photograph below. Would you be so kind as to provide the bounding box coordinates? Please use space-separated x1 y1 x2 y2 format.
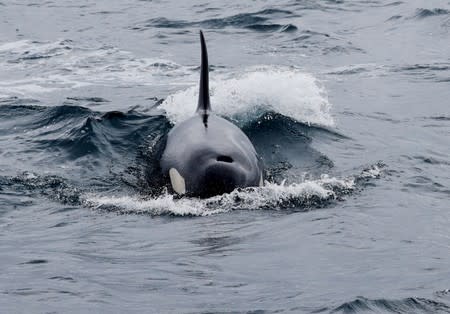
197 30 211 127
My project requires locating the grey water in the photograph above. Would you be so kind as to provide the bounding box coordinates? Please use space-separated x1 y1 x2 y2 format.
1 0 449 313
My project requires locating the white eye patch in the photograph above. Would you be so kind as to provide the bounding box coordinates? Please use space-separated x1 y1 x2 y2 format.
169 168 186 195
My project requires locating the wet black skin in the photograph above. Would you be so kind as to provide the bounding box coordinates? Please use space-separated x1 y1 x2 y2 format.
160 114 263 197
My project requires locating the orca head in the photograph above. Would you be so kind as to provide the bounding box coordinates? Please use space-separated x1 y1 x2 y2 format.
179 125 262 197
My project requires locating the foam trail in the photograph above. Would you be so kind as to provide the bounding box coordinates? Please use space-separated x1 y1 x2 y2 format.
0 40 190 96
160 66 334 127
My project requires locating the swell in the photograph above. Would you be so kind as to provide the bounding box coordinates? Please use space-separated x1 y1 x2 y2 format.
0 102 169 157
414 8 449 19
0 101 171 189
327 62 450 83
1 172 82 205
332 296 450 314
243 112 346 183
131 9 297 33
387 8 450 22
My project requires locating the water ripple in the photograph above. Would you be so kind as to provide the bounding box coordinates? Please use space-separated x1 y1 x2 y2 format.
131 9 298 33
414 8 450 19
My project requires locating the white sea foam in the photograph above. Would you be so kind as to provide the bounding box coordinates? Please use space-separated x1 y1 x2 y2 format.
0 79 59 94
0 39 190 96
359 164 382 179
84 174 354 216
0 40 34 53
160 66 334 127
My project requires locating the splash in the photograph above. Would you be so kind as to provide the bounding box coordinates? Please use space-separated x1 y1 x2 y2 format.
85 174 355 216
160 66 334 127
84 164 383 216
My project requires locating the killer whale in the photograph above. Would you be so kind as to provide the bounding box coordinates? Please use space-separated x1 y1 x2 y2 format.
160 31 263 197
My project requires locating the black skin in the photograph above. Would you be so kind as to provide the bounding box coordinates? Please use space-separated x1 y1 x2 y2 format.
160 114 263 198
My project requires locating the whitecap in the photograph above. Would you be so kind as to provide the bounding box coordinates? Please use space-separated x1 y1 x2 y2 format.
160 66 334 127
84 174 354 216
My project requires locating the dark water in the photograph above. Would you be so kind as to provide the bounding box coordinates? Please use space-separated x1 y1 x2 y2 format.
1 0 449 313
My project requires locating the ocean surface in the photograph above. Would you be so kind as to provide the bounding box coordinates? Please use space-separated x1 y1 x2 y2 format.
1 0 449 313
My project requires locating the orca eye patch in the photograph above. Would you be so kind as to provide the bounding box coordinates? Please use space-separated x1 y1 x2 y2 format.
216 155 233 163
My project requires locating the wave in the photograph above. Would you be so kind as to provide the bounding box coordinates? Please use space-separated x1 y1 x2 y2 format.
398 63 450 72
332 296 450 313
159 66 334 127
292 30 331 42
427 116 450 121
84 164 383 216
391 63 450 83
413 155 450 166
325 62 450 83
131 9 297 33
414 8 449 19
282 29 364 56
0 163 384 217
326 64 381 76
0 101 172 187
3 172 82 205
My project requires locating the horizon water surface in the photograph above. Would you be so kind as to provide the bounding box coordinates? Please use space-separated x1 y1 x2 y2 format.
0 0 449 313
